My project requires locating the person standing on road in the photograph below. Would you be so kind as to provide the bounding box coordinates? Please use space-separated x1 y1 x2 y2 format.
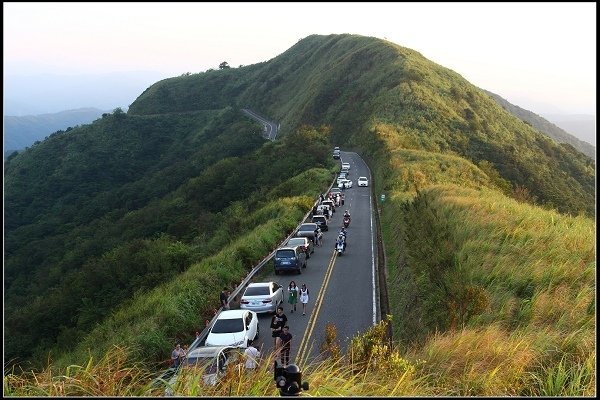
270 306 288 347
220 287 230 310
288 281 299 313
244 340 261 371
278 326 293 367
299 284 310 315
316 227 323 247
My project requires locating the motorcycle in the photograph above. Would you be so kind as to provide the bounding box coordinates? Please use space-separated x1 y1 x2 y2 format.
343 216 350 228
336 241 344 256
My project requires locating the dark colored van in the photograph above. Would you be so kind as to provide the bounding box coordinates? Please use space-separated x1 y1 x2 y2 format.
274 246 307 275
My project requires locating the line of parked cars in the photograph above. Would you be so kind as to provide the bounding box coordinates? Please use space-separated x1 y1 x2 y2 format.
159 155 362 394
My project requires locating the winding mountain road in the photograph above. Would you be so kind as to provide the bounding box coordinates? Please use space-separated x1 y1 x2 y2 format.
242 109 279 140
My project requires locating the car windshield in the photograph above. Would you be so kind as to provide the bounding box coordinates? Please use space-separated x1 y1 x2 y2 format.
359 178 367 181
313 216 325 222
183 357 219 374
244 286 270 296
211 318 244 333
298 225 315 232
287 239 305 246
276 249 296 258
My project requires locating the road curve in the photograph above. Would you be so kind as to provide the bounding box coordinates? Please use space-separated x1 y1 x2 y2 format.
242 109 279 140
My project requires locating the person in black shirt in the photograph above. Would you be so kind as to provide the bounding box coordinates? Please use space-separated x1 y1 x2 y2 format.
270 306 288 347
278 326 293 367
220 287 230 310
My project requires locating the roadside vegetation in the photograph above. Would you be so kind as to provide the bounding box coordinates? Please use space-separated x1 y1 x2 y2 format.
367 126 595 396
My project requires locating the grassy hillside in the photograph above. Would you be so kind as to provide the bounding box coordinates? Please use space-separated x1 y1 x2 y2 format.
130 34 594 217
4 34 595 395
4 104 334 366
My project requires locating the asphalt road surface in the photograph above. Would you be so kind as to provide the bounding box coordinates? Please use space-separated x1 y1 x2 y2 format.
249 151 377 367
242 109 278 140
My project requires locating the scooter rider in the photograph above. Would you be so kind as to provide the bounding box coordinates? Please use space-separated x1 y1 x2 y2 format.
337 228 347 251
335 235 345 253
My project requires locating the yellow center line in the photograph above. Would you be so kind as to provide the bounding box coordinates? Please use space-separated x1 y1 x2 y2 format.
296 249 337 365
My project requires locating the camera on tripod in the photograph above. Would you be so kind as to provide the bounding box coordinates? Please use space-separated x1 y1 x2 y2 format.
273 361 309 396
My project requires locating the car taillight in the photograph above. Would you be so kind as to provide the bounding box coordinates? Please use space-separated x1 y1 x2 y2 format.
262 299 273 303
240 300 249 304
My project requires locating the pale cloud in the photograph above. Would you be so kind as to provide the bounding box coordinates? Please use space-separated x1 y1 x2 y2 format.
3 2 596 114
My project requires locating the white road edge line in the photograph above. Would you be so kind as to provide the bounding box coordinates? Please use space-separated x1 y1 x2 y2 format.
370 189 376 325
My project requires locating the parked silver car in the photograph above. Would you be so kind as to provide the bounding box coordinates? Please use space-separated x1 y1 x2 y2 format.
286 237 314 258
163 345 242 395
240 282 284 313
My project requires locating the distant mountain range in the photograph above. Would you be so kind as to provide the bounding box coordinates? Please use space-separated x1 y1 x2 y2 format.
4 70 168 116
4 108 108 154
542 114 596 147
484 90 595 160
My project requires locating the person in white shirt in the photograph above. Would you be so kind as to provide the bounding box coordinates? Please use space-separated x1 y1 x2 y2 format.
244 340 260 370
299 284 310 315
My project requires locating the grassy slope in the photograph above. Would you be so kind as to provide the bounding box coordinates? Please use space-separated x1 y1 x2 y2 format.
368 122 595 394
130 34 594 217
43 164 333 370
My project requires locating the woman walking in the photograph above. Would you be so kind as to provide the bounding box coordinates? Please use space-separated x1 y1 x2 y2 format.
299 284 310 315
288 281 299 313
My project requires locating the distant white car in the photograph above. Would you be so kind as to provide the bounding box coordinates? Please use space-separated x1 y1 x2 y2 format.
357 177 369 187
205 310 259 348
338 179 353 189
341 162 350 170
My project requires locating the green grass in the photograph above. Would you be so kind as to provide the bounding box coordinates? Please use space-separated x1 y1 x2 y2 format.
373 129 594 395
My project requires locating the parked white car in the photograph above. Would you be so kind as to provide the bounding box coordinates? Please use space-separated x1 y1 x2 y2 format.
341 162 350 170
357 177 369 187
240 282 284 313
338 179 353 189
205 310 259 348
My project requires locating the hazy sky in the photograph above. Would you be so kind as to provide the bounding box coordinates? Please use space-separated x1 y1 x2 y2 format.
4 2 596 115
